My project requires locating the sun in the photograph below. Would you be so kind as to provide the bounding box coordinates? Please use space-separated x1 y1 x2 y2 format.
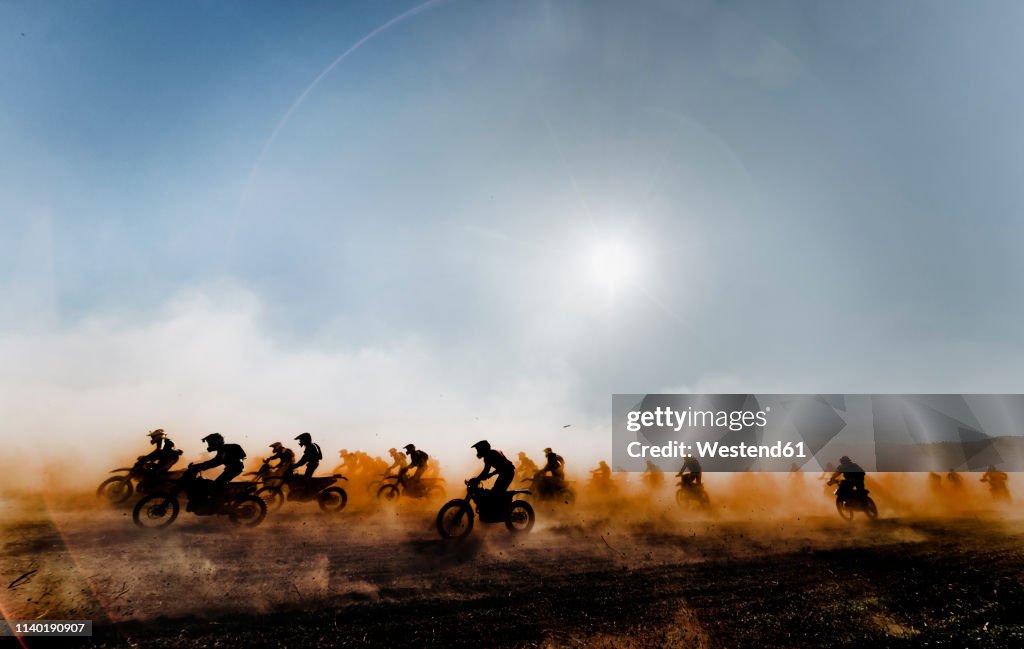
584 237 637 294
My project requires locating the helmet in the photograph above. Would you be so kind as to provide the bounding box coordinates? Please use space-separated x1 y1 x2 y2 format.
201 433 224 451
544 447 553 454
403 444 416 452
270 442 283 450
471 440 491 458
147 429 166 438
839 455 851 464
388 447 398 454
295 432 312 444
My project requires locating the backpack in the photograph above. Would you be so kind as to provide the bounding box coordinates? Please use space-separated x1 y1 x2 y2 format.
312 443 323 461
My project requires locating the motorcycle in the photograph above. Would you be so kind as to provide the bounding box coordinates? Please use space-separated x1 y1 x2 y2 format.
436 480 535 539
828 479 878 520
376 473 446 502
521 474 575 505
132 468 267 528
675 478 711 510
253 468 348 513
96 460 184 505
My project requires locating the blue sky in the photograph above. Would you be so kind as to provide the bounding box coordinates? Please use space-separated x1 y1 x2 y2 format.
3 1 1024 468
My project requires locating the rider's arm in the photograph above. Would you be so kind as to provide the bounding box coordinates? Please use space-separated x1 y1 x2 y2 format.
192 454 223 471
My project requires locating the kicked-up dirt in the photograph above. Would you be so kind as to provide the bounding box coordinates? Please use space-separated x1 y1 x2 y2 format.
1 480 1022 648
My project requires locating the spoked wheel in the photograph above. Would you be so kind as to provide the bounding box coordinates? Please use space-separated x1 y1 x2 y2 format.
505 500 535 533
377 484 400 502
836 499 854 521
864 497 879 519
97 477 134 505
230 496 268 527
132 494 179 528
256 487 285 512
317 487 348 512
436 499 474 539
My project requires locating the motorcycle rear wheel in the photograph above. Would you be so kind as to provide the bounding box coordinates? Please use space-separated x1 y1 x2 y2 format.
230 496 267 527
505 500 535 533
133 494 179 528
436 499 474 539
317 487 348 512
97 476 134 505
377 484 400 502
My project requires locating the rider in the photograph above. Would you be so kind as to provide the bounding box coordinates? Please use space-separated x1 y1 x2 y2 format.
190 433 247 492
400 444 429 485
137 429 183 476
291 433 322 479
677 456 702 487
385 447 408 475
980 465 1011 501
830 455 866 500
643 460 664 488
470 440 516 495
535 447 565 485
266 442 296 476
946 468 964 489
515 451 539 481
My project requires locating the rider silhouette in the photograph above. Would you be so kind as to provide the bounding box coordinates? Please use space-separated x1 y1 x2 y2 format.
385 447 408 474
677 456 702 487
138 429 183 476
981 465 1011 502
292 433 322 479
266 442 296 475
535 447 565 484
830 455 865 500
401 444 429 484
191 433 247 487
470 440 515 494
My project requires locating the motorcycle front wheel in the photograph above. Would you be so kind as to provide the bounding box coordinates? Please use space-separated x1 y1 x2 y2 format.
317 487 348 512
230 496 268 527
256 486 285 512
835 499 854 521
505 500 535 534
97 476 134 505
133 494 179 528
864 497 878 519
436 499 474 539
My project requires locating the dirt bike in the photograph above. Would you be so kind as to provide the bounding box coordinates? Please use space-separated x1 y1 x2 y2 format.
376 473 446 502
96 460 184 505
252 468 348 513
436 480 535 539
675 478 711 510
522 474 575 505
828 479 878 520
132 468 267 529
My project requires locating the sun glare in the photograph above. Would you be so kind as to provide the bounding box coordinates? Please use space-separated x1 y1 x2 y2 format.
585 237 637 295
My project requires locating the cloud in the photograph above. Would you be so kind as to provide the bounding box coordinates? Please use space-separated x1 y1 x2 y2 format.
0 283 605 488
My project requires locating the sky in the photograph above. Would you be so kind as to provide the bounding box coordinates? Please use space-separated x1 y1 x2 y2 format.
3 1 1024 476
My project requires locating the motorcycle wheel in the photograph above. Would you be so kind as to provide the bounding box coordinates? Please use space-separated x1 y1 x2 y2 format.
97 476 134 505
317 487 348 512
505 500 535 534
230 496 268 527
256 487 285 512
377 484 400 502
436 499 474 539
425 485 446 501
557 489 576 506
835 499 854 521
864 497 879 519
133 494 179 528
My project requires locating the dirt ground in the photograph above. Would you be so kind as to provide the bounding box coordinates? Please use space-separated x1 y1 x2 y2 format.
1 479 1022 648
